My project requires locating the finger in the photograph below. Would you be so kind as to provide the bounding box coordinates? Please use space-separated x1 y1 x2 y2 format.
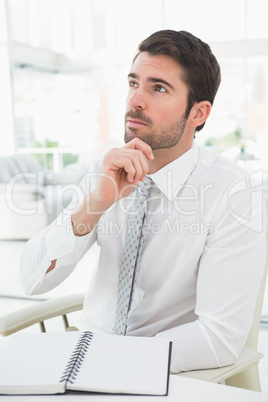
107 156 136 183
104 148 148 184
124 138 154 161
132 157 144 185
125 153 145 185
124 158 137 184
127 149 150 184
139 156 149 182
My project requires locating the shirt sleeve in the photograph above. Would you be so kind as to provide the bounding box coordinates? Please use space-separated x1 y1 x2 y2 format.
156 175 267 373
20 166 99 296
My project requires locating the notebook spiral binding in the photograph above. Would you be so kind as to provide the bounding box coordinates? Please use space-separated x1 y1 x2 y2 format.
59 331 93 385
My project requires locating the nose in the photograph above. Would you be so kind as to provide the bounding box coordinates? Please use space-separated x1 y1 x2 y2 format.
127 87 146 110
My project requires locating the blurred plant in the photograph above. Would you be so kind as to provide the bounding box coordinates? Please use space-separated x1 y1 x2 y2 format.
33 139 78 170
205 128 242 148
34 138 58 170
63 153 78 167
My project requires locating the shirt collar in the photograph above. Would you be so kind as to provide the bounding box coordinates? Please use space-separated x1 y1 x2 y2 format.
149 141 199 201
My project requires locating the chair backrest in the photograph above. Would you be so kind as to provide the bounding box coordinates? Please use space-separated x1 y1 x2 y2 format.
245 196 268 349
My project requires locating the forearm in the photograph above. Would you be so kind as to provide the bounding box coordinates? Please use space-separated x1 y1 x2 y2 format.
71 190 114 237
20 211 96 295
156 319 237 373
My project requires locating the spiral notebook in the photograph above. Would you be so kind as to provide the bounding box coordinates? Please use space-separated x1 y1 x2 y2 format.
0 331 171 396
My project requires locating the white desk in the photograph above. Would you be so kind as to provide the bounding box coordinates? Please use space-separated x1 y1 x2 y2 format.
0 375 267 402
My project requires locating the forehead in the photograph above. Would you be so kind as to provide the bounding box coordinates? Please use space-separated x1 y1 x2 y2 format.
131 52 185 84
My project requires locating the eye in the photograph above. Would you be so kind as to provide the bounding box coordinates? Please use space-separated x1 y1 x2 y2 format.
154 85 167 93
129 80 138 88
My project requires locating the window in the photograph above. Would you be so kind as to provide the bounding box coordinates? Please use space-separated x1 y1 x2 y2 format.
4 0 268 170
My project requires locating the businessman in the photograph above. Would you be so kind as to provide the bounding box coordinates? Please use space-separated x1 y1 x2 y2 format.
21 30 266 373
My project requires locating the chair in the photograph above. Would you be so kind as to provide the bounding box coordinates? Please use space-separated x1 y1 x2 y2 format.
0 294 85 336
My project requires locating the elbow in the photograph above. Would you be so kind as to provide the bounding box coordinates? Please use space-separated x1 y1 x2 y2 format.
218 351 238 368
197 318 246 369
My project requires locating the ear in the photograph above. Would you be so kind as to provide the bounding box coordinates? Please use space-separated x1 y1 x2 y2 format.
188 101 211 129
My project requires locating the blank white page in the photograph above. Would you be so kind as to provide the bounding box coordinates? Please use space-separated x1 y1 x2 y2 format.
68 333 170 395
0 332 81 395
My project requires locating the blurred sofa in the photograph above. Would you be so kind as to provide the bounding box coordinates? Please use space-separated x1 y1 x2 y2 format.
0 154 88 240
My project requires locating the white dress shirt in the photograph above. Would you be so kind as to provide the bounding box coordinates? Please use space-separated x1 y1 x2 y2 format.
20 142 267 373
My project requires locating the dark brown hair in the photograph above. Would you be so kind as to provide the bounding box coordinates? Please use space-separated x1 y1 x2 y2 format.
134 30 221 131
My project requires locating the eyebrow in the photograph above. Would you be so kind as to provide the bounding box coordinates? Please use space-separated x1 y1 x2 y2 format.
128 72 175 91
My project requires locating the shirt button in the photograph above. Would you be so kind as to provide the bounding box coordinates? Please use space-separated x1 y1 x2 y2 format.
60 246 65 253
133 294 141 302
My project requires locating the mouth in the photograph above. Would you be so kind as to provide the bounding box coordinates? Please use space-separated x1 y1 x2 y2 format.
126 119 148 129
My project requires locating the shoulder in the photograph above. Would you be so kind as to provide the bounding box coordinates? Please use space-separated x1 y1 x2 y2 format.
195 146 265 232
196 146 254 186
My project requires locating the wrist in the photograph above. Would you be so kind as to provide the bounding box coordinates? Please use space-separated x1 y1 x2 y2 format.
89 189 115 213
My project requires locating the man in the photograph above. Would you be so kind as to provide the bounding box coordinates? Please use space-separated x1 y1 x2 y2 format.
21 30 266 373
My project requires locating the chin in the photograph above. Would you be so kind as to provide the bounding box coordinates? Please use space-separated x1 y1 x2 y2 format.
124 130 138 144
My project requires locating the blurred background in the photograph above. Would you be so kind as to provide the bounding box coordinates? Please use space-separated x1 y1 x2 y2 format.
0 0 268 390
1 0 268 168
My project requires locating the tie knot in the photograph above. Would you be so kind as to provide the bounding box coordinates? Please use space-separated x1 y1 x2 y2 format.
139 176 153 199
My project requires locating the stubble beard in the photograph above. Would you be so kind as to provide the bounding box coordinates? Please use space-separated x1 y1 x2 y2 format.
124 112 187 151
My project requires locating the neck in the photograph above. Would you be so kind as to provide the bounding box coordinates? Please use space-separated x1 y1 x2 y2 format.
148 135 194 174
